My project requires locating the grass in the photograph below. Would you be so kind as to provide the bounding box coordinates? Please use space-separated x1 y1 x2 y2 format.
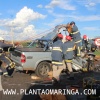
94 50 100 56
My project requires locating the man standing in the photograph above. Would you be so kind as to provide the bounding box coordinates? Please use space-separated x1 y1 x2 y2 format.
63 35 75 79
70 21 82 57
48 33 65 84
82 35 90 52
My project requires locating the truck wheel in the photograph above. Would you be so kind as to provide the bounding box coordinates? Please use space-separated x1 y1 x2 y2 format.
35 62 52 78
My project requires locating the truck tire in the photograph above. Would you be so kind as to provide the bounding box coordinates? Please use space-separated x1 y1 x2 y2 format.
35 62 52 78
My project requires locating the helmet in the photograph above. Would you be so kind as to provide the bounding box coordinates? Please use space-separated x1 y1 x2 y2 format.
83 35 87 39
70 21 75 25
0 37 4 40
66 35 72 41
57 33 63 39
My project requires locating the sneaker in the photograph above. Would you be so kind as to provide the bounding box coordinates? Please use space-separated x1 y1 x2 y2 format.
4 74 13 78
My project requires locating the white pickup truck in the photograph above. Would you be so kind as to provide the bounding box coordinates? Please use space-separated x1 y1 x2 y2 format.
10 25 62 77
10 25 88 77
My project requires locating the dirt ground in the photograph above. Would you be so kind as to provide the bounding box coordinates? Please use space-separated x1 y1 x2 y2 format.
0 72 33 100
0 59 100 100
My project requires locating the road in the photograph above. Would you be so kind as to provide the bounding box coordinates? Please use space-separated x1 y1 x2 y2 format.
0 70 99 100
0 72 34 100
0 57 100 100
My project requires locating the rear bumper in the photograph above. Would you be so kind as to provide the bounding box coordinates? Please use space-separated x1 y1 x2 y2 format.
14 62 36 71
15 63 23 71
15 66 23 71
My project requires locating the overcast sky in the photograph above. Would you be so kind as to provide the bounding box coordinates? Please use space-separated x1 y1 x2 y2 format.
0 0 100 40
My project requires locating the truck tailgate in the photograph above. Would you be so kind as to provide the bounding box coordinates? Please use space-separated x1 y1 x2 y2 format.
10 50 22 65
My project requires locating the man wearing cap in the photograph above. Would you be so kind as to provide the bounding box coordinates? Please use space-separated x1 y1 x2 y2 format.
70 21 82 57
63 35 75 79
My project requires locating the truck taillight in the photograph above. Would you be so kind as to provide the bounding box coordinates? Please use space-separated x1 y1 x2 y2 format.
21 54 26 63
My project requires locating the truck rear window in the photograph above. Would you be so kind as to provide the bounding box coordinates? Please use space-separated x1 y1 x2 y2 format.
12 50 21 57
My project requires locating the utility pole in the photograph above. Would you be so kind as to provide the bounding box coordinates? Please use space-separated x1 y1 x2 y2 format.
11 22 14 46
11 28 14 46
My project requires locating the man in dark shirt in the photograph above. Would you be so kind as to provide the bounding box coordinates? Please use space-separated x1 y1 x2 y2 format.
63 35 75 79
48 33 66 84
70 21 82 57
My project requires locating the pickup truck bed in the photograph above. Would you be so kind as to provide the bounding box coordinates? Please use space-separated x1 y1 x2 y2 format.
10 47 52 77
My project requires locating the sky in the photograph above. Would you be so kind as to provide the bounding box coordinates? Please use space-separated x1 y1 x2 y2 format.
0 0 100 41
